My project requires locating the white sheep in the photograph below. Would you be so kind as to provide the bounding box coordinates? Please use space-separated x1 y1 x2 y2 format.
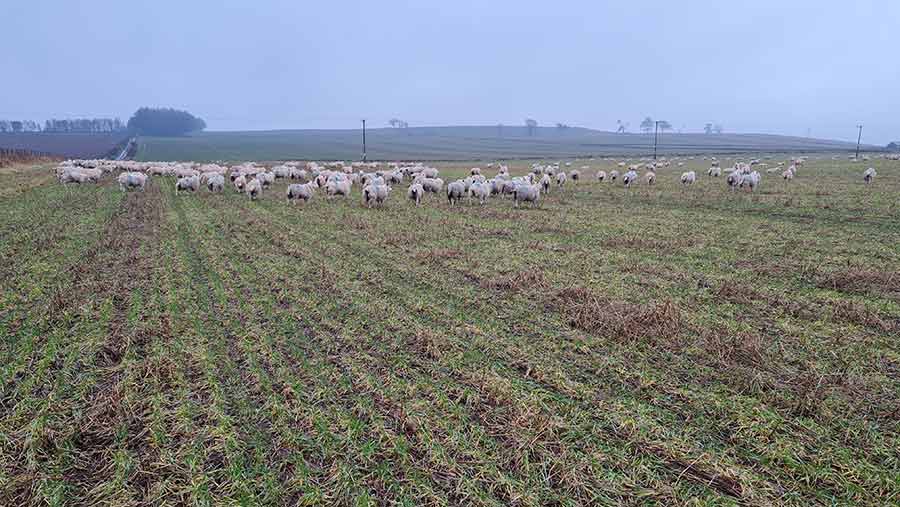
644 172 656 185
207 174 225 192
468 181 490 204
569 170 580 184
286 182 315 205
740 171 761 191
863 167 876 184
117 172 147 191
540 173 551 193
513 184 541 208
175 175 200 194
234 175 247 192
363 183 391 208
257 171 275 188
470 167 482 176
556 171 567 188
246 178 262 200
708 167 721 177
596 170 607 182
622 170 638 188
407 183 425 205
447 180 466 206
782 168 794 181
680 171 696 185
609 170 620 181
325 179 352 198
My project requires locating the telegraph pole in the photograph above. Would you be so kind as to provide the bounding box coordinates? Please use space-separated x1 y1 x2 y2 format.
855 125 862 160
653 121 660 160
362 119 367 162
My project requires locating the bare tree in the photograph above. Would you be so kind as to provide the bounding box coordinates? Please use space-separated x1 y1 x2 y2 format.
616 120 627 134
525 118 538 136
713 124 723 134
658 120 672 133
640 117 654 134
704 123 713 135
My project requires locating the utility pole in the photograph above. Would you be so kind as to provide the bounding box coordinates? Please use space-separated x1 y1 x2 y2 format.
855 125 862 160
362 119 367 162
653 121 660 160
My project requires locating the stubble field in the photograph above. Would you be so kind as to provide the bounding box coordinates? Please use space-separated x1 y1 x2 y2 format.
1 156 898 506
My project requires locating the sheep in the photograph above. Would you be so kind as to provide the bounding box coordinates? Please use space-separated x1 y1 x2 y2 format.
234 175 247 192
513 184 541 208
246 178 263 200
644 171 656 185
422 167 440 179
556 171 567 189
286 182 315 205
418 177 444 194
290 168 309 181
708 167 721 177
175 175 200 194
596 170 607 182
726 170 742 191
447 180 466 206
782 168 794 181
740 171 761 191
468 181 490 204
540 173 551 193
470 167 482 176
272 165 291 179
117 172 147 191
325 179 352 198
569 170 580 184
207 174 225 192
363 183 391 208
488 178 504 196
407 183 425 205
257 171 276 188
863 167 876 184
609 170 620 181
385 171 403 185
622 170 639 188
680 171 696 185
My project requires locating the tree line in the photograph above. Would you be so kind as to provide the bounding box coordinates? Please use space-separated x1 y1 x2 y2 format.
0 118 125 133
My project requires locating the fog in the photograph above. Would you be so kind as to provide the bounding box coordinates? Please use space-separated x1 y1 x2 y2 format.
4 0 898 143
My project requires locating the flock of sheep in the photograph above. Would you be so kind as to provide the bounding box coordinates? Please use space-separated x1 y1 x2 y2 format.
54 154 884 209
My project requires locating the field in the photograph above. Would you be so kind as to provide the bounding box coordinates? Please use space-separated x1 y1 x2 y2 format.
1 157 899 506
0 133 131 159
134 127 877 162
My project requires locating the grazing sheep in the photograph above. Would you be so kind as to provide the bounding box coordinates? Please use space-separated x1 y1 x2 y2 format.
622 170 639 188
407 183 425 205
609 170 620 181
385 171 403 185
740 171 761 191
513 184 541 208
447 180 466 206
644 171 656 185
363 183 391 208
596 170 607 182
234 175 247 192
257 171 275 188
782 168 794 181
468 181 490 204
680 171 696 185
540 173 551 193
422 167 440 179
207 174 225 192
272 166 291 179
286 182 315 205
726 170 742 191
708 167 721 177
470 167 482 176
325 179 352 198
117 172 147 191
175 175 200 194
556 171 567 189
290 168 309 181
418 177 444 194
246 178 262 200
569 170 580 184
863 167 876 183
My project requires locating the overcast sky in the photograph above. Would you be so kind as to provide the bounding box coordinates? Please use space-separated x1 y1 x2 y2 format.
4 1 898 143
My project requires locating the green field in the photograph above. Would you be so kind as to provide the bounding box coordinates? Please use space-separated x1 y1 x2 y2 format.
134 127 876 162
2 157 898 505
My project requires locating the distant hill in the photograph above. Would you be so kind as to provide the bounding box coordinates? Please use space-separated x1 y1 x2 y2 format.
0 132 131 159
133 126 879 161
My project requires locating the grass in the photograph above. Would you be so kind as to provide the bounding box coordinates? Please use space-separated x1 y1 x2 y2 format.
133 127 873 162
1 155 898 506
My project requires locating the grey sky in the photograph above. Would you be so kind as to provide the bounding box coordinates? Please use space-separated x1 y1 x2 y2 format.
5 1 898 143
